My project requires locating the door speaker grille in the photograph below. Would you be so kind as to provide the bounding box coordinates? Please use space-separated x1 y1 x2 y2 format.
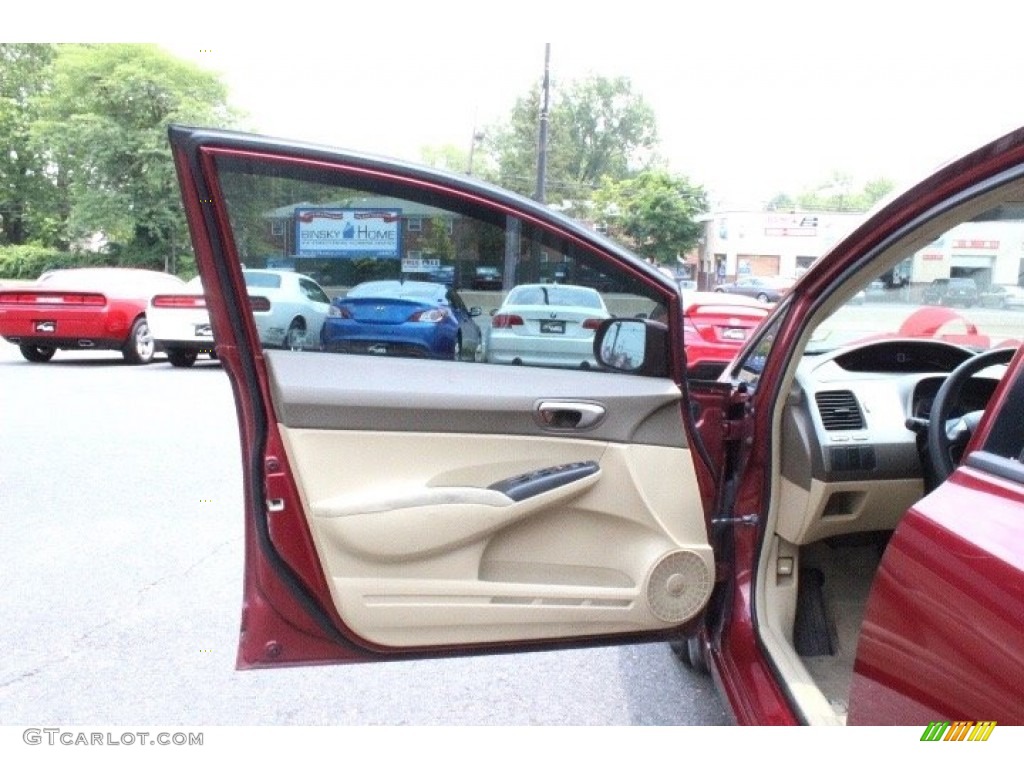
645 550 713 623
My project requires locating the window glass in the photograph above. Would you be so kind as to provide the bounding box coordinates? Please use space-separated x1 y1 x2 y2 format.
214 156 664 372
733 200 1024 392
242 272 282 289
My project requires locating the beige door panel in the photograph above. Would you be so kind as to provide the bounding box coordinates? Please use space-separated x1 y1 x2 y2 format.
280 427 714 647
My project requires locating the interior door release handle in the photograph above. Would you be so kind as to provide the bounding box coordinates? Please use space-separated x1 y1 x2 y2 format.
536 401 606 430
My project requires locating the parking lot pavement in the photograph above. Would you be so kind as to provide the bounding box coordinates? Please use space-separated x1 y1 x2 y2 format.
0 341 730 725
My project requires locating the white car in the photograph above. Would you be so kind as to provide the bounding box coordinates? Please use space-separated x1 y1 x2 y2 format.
147 275 216 367
148 269 332 367
485 283 610 369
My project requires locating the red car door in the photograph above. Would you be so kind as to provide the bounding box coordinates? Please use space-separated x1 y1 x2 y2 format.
168 126 732 668
848 347 1024 724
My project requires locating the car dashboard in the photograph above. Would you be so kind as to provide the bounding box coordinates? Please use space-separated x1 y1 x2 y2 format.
775 339 998 544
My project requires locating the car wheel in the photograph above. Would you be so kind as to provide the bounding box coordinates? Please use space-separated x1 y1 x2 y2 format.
167 348 199 368
756 292 769 303
122 317 155 364
669 636 708 674
19 344 55 363
284 319 305 350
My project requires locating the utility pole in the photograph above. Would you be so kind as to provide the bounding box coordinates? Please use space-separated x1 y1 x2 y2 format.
535 43 551 204
466 108 483 175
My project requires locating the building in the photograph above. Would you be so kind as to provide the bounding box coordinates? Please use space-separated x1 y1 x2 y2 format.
698 209 1024 291
697 209 864 289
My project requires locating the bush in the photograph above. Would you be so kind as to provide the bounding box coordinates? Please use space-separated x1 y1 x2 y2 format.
0 245 106 280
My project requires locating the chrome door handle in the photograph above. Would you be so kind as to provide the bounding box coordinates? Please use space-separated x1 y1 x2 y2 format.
536 401 606 430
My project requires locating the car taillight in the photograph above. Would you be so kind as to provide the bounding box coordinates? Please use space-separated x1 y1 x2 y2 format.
409 308 450 323
328 304 353 318
1 292 106 306
248 295 271 312
582 318 602 331
152 295 206 308
491 313 524 328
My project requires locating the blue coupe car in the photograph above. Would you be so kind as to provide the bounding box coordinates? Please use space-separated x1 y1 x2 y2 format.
321 280 483 360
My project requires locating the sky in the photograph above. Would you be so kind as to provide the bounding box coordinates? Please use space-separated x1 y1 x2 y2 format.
13 0 1024 208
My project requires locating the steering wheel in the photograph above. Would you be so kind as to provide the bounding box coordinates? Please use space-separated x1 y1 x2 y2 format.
927 347 1015 482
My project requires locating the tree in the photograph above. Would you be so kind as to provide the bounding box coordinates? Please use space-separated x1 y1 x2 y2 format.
32 44 235 271
419 143 471 174
0 44 56 246
593 170 708 263
767 173 897 212
862 177 895 207
482 75 658 203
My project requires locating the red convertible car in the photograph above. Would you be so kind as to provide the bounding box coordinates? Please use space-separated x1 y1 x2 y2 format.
681 292 771 379
0 267 185 364
169 125 1024 726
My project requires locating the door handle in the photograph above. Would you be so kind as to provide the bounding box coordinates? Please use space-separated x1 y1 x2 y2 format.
536 401 606 430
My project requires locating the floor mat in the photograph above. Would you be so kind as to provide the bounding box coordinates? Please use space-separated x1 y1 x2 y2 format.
794 567 836 657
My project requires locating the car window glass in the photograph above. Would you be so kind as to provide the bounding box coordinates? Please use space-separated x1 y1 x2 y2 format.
299 278 330 304
243 272 282 289
213 154 665 373
733 199 1024 391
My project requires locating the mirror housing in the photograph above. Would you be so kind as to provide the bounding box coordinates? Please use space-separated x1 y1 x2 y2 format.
594 318 669 377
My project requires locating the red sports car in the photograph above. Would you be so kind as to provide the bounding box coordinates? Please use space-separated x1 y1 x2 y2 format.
681 292 771 379
169 125 1024 726
0 267 185 364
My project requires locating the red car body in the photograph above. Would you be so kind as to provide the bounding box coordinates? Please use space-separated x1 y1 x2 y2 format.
0 268 185 364
168 125 1024 726
681 292 771 379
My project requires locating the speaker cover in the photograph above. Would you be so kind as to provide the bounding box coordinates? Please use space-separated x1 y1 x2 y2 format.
645 550 713 623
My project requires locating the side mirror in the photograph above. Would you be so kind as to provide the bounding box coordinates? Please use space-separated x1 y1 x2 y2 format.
469 306 482 317
593 318 669 377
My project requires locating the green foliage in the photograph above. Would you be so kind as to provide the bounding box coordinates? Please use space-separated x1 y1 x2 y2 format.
419 144 471 174
481 75 658 202
0 44 57 246
767 173 896 212
421 217 454 261
0 43 237 273
0 244 105 280
593 171 708 263
14 44 237 271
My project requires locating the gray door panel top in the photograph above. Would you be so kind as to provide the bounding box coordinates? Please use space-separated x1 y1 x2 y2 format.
266 351 687 448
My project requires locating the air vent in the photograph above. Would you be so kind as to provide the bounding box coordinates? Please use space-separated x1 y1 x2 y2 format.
815 390 865 431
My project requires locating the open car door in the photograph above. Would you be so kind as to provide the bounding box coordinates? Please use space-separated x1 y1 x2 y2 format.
168 126 731 668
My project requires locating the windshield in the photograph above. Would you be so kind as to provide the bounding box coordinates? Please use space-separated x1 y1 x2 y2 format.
506 284 605 309
734 201 1024 386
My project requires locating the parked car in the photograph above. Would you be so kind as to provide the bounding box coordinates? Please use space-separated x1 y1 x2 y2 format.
714 275 795 302
321 279 482 360
242 269 332 349
680 292 771 379
170 124 1024 726
471 266 503 290
148 269 331 365
485 283 610 369
147 275 216 367
0 267 185 364
922 276 979 306
676 278 698 293
979 283 1024 309
398 266 454 287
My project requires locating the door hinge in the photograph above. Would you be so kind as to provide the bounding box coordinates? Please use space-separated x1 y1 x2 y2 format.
722 414 756 443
